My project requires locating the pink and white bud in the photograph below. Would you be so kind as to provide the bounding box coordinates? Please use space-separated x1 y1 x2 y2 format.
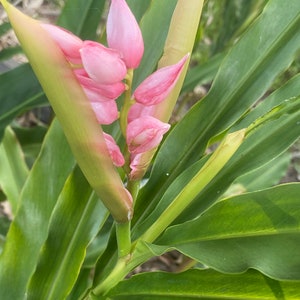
126 116 170 154
90 100 119 125
127 102 156 123
75 69 126 100
103 133 125 167
107 0 144 69
133 54 189 106
80 41 127 85
82 86 114 103
41 24 83 65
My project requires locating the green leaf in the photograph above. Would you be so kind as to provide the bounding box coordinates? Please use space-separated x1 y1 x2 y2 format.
232 151 291 192
27 166 108 300
212 0 263 54
158 184 300 280
0 21 11 35
107 269 300 300
178 96 300 222
0 45 22 61
0 119 75 300
232 73 300 131
12 124 48 167
57 0 106 40
127 0 151 22
132 0 178 89
0 126 29 213
181 53 225 93
134 0 300 226
0 64 48 141
0 213 10 253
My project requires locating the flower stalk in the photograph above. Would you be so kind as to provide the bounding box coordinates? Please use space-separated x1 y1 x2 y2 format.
140 129 246 244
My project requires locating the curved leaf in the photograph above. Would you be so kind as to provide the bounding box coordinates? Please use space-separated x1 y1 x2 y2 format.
0 126 29 214
0 119 75 300
0 64 47 141
178 96 300 222
158 184 300 280
182 53 225 93
57 0 106 40
107 269 300 300
233 151 290 192
27 167 108 300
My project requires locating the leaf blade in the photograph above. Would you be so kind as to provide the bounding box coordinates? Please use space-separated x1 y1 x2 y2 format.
107 269 300 300
158 184 300 280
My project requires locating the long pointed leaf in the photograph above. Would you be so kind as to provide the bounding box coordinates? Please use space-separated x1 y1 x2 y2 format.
27 167 108 300
107 269 300 299
0 119 75 300
0 126 29 213
158 184 300 280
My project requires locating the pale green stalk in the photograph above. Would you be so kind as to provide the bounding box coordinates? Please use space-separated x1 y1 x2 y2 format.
140 129 246 243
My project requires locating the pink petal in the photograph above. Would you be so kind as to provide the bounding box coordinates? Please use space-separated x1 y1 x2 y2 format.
90 101 119 125
80 41 127 84
129 153 142 179
41 24 83 64
127 102 156 123
103 133 125 167
107 0 144 69
133 54 189 106
75 69 126 99
82 87 113 102
126 116 170 154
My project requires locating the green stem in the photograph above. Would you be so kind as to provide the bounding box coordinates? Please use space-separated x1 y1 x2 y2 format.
139 130 246 244
91 256 129 297
120 69 134 137
116 221 131 258
127 179 140 205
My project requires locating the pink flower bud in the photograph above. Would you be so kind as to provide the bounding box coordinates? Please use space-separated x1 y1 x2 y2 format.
129 153 142 179
82 86 114 103
133 54 189 106
75 69 126 100
41 24 83 64
90 101 119 125
103 133 125 167
107 0 144 69
127 102 156 123
80 41 127 84
126 116 170 154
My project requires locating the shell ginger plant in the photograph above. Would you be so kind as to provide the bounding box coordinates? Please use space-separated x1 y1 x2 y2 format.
0 0 300 299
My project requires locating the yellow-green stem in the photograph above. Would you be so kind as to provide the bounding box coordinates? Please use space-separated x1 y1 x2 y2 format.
92 256 129 296
120 69 134 137
127 179 140 205
116 221 131 258
140 129 246 244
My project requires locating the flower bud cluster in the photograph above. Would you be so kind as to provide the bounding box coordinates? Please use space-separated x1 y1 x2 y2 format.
42 0 188 176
